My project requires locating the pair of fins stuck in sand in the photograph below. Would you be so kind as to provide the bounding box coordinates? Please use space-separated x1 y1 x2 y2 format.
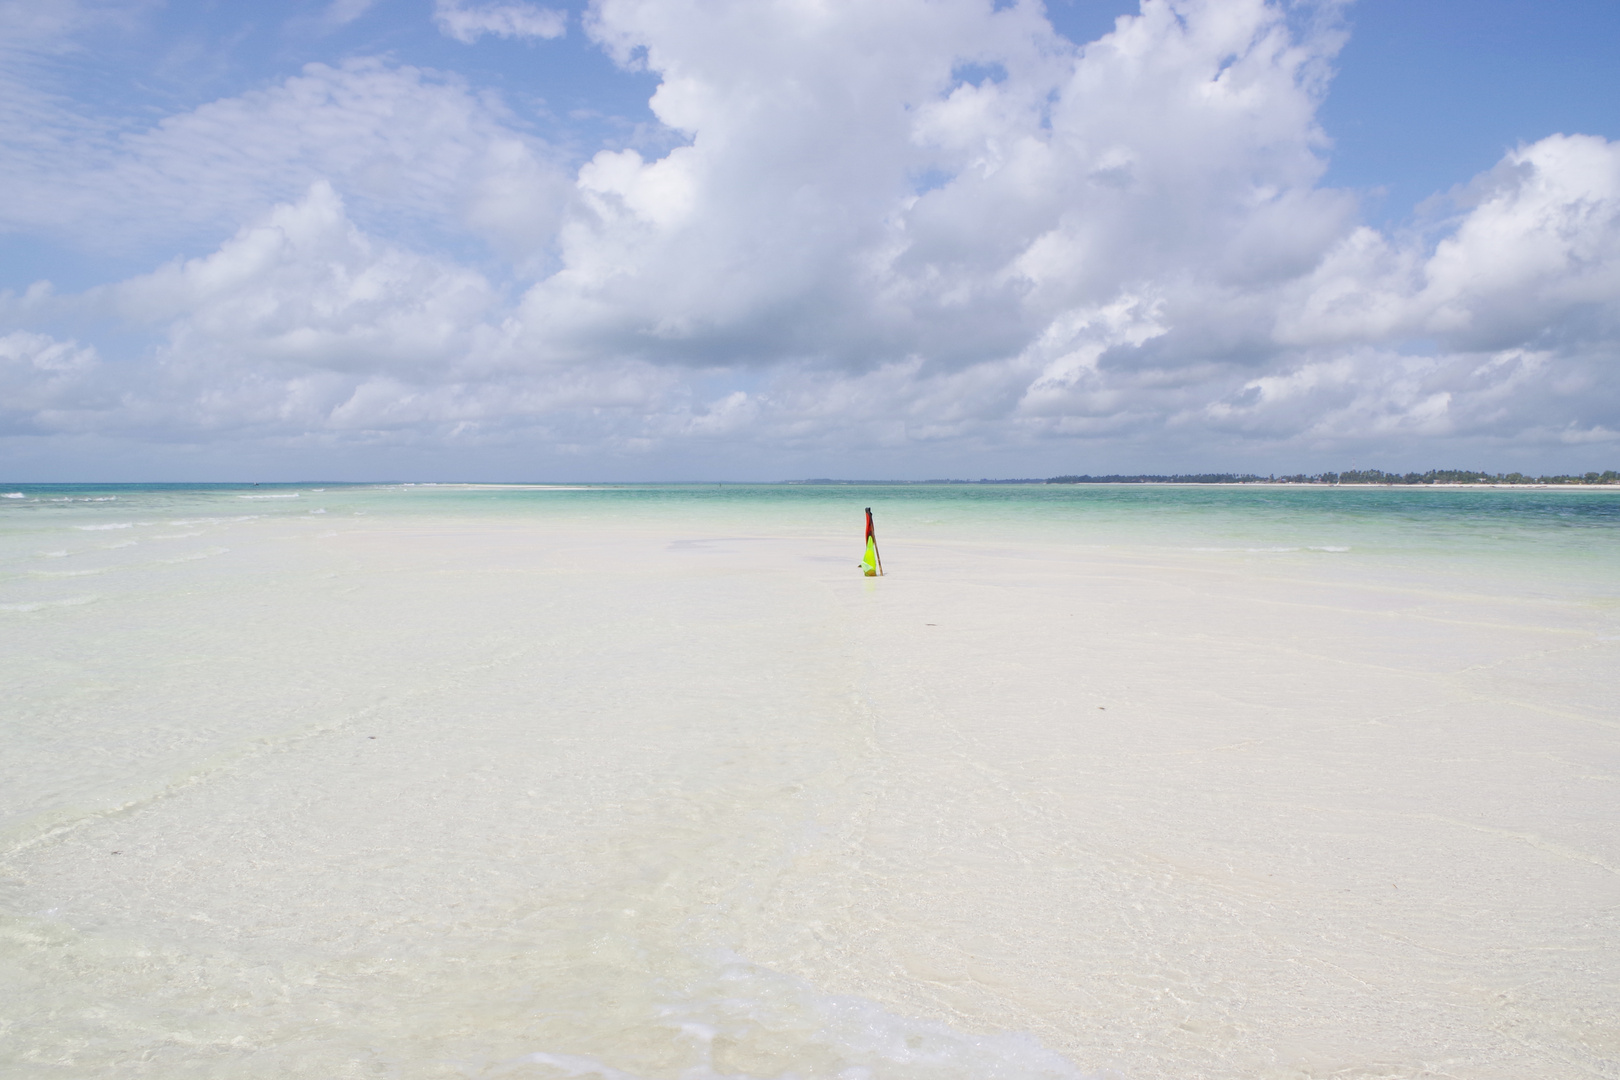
859 507 884 577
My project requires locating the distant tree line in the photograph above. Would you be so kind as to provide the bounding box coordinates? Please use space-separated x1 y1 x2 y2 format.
1046 473 1266 484
1046 470 1620 485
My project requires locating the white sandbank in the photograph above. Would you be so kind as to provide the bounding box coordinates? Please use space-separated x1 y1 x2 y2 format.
1 511 1616 1078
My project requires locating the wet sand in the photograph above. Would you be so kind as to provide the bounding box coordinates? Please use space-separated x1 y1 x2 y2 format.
2 498 1617 1078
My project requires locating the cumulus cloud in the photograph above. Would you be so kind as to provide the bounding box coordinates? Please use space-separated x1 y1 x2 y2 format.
2 0 1618 472
524 0 1355 378
0 330 107 435
5 185 681 445
511 0 1361 450
434 0 567 44
520 0 1615 462
110 182 498 377
1228 132 1620 452
1280 134 1620 352
102 184 509 436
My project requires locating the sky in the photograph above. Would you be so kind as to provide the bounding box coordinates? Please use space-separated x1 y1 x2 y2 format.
2 0 1618 481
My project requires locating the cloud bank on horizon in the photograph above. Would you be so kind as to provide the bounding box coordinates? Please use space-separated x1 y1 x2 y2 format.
2 0 1617 479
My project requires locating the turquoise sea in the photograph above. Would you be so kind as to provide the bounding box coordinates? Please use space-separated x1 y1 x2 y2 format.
3 482 1617 1079
6 478 1619 566
5 481 1618 628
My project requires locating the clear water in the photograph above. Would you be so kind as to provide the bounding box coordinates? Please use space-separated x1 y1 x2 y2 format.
2 484 1617 1078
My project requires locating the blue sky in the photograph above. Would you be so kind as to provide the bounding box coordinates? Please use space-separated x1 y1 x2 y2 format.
1317 0 1620 218
3 0 1618 480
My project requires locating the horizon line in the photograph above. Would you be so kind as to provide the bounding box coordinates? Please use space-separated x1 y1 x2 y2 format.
4 469 1619 488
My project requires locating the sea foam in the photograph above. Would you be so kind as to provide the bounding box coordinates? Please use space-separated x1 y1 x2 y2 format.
509 957 1097 1080
1 594 98 612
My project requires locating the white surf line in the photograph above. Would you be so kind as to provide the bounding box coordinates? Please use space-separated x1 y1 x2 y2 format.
0 595 100 612
406 483 594 490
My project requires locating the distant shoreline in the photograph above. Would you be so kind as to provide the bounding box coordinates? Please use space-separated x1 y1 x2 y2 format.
5 476 1618 489
788 475 1620 488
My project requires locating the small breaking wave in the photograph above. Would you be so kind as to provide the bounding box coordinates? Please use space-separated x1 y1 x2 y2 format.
75 523 133 531
158 547 229 564
505 956 1098 1080
1189 545 1300 553
1 595 99 613
239 493 299 499
1189 544 1351 554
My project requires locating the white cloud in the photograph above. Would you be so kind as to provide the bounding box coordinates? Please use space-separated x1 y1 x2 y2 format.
523 0 1354 381
110 182 498 377
323 0 377 29
0 330 107 435
101 183 513 436
0 0 147 50
525 0 1615 464
1422 135 1620 346
0 1 155 221
1279 134 1620 352
8 185 682 445
433 0 566 44
0 58 572 260
2 0 1617 473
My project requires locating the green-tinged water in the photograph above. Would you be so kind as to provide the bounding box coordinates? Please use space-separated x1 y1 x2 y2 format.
2 483 1617 1079
7 479 1619 560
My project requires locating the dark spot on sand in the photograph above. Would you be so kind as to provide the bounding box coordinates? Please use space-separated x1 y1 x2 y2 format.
369 736 376 739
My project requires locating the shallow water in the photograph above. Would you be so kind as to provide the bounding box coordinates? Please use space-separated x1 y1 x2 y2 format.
2 483 1617 1078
